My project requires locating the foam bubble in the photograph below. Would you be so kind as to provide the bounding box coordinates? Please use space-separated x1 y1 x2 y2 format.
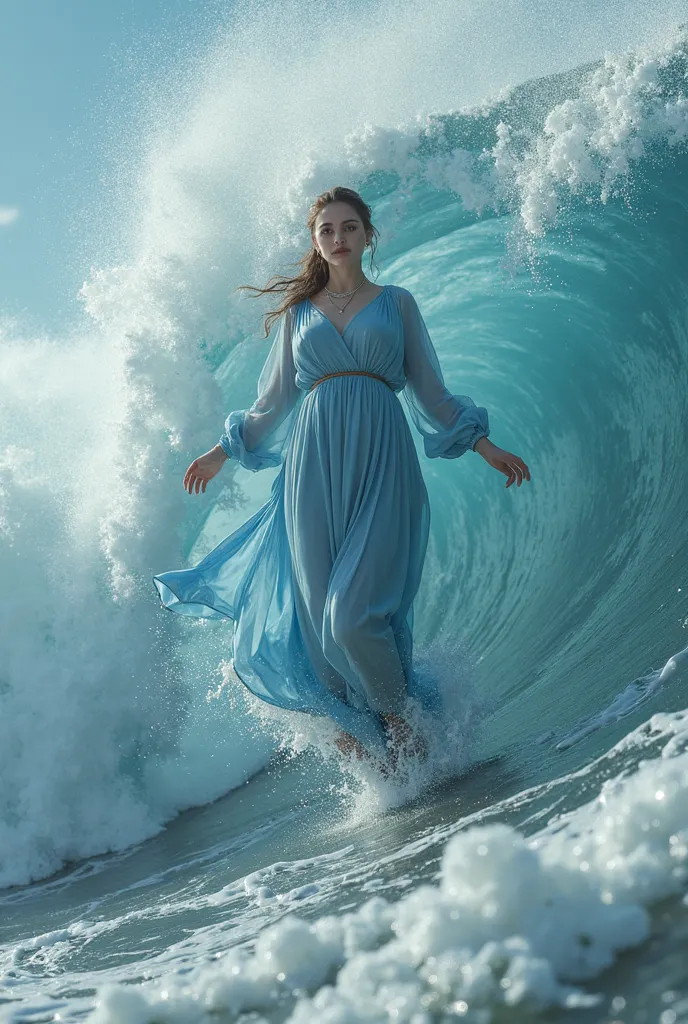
85 709 688 1022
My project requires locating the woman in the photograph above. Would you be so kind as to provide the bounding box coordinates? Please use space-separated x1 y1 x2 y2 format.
154 186 530 766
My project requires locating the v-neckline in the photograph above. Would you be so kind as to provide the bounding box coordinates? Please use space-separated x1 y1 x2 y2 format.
307 285 386 338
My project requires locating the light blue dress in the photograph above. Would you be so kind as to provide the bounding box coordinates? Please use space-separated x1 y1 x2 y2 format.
154 284 489 754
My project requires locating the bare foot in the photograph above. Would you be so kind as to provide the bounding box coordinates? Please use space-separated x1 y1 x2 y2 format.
381 713 428 769
334 731 394 776
334 730 368 761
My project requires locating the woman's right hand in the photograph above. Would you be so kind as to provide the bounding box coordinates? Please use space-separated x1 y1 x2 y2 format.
183 445 229 494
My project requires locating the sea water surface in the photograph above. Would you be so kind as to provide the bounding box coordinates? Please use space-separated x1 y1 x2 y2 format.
2 1 688 1020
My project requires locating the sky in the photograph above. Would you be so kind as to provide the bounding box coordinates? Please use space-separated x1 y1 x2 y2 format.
2 0 685 335
0 0 220 332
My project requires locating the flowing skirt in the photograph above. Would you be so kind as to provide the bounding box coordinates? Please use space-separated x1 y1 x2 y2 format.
154 377 440 753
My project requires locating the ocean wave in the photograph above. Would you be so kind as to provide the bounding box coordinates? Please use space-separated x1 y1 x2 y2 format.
1 25 687 894
85 708 688 1022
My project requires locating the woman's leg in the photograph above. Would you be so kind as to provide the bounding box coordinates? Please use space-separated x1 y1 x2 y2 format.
381 711 427 764
334 730 368 760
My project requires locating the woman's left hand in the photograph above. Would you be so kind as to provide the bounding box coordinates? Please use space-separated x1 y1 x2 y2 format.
183 445 229 494
474 436 531 488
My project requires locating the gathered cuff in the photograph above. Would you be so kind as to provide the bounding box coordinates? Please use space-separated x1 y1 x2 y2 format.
220 410 281 472
424 405 490 460
218 432 233 459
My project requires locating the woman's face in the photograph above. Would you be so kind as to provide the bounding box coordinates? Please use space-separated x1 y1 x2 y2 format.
313 202 370 265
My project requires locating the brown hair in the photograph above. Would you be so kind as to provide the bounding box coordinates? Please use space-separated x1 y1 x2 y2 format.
235 186 380 338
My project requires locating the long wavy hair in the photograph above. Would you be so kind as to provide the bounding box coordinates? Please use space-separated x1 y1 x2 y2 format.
235 186 381 338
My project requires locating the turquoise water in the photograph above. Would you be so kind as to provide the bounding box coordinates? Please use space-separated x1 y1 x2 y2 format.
1 10 688 1023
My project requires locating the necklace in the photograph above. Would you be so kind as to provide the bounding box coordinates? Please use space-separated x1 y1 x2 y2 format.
324 277 367 315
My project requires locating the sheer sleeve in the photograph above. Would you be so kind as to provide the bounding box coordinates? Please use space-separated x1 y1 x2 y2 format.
399 287 489 459
218 306 302 471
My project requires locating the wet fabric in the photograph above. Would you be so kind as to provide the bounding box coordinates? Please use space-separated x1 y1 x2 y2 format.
153 284 489 753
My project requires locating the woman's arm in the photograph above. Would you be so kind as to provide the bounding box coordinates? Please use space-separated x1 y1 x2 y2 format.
399 288 530 486
399 287 490 459
219 306 301 466
184 307 302 493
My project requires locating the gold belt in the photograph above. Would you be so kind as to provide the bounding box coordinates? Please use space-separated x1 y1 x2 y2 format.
310 370 392 391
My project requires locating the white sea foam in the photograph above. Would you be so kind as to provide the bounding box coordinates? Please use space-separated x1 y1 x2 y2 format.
387 29 688 236
500 32 688 234
546 642 688 751
1 12 686 893
0 310 272 888
83 708 688 1022
214 636 492 823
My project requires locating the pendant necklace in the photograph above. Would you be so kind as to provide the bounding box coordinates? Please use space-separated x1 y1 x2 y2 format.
324 277 367 315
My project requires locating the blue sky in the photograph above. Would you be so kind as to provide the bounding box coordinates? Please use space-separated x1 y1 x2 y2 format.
2 0 681 334
0 0 219 331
